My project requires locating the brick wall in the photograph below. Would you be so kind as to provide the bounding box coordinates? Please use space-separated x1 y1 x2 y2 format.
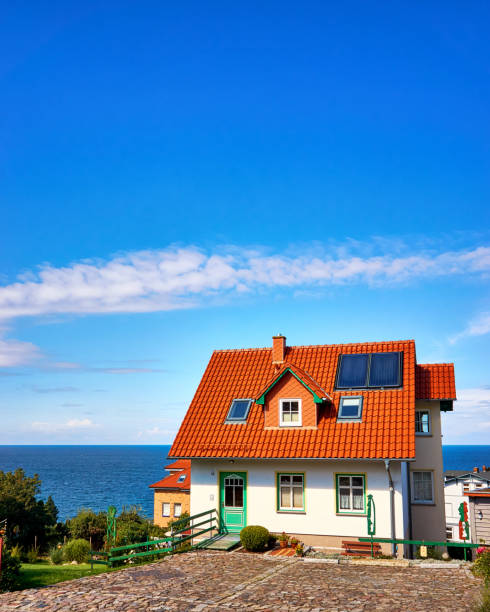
153 490 190 528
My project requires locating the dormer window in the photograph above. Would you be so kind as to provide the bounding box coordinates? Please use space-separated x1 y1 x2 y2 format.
338 396 363 421
225 399 253 423
177 474 187 483
280 399 302 427
336 352 402 389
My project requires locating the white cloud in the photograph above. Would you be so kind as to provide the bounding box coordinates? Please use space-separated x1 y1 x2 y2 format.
0 244 488 320
442 387 490 444
450 311 490 343
0 335 41 366
31 418 98 433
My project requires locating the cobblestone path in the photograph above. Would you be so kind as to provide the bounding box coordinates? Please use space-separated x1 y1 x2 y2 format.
0 551 482 611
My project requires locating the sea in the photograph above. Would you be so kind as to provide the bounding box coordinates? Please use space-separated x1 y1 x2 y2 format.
0 445 489 521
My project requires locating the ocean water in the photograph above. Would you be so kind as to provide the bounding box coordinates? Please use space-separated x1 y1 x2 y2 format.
0 444 489 521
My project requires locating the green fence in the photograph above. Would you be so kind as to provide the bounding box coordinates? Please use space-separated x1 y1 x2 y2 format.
89 508 218 568
358 537 480 560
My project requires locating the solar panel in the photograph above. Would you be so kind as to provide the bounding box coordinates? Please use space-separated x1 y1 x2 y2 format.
226 399 253 422
369 353 400 387
336 354 368 388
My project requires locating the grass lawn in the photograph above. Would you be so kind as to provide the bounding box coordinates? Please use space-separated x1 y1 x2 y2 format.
18 561 108 590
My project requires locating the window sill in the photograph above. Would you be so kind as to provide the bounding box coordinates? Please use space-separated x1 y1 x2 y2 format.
411 501 435 506
276 510 306 514
336 512 367 517
415 433 432 437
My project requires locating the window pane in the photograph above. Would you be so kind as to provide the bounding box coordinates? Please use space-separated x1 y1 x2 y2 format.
234 485 243 508
339 487 351 509
337 354 368 388
413 472 433 501
339 398 361 419
282 401 290 412
174 503 182 517
352 477 363 487
227 399 252 421
369 353 400 387
339 476 350 487
280 487 291 508
292 487 303 508
162 503 170 516
225 485 234 506
352 489 364 510
280 475 291 484
290 412 299 422
290 401 299 412
283 412 291 422
292 475 303 484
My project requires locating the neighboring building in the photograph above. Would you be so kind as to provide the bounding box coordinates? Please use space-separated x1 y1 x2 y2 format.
466 487 490 546
444 467 490 542
168 335 456 557
149 460 191 528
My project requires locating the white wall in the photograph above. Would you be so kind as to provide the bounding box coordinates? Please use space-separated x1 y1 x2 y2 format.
191 458 404 540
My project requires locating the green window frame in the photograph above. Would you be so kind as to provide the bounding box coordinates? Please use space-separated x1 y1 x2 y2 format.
335 473 366 514
276 473 305 511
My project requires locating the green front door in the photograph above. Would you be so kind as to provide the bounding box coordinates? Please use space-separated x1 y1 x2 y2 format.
219 472 247 533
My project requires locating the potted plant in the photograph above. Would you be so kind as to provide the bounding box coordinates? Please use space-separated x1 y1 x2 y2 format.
279 532 289 549
295 543 304 557
290 537 299 549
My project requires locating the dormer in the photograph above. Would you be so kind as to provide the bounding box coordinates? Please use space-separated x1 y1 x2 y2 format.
257 337 330 429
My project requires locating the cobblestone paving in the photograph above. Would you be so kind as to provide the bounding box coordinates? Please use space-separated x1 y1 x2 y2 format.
0 551 482 611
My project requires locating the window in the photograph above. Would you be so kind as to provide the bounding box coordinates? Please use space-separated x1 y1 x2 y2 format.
338 396 363 421
177 474 187 483
336 352 402 389
412 471 434 503
162 502 170 517
446 526 453 540
415 410 430 434
277 473 304 511
174 503 182 517
279 399 302 426
225 399 253 423
224 475 244 507
463 484 470 493
336 474 366 514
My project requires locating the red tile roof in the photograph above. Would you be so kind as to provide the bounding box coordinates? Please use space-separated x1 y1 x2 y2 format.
415 364 456 400
169 339 436 460
165 459 191 471
149 463 191 490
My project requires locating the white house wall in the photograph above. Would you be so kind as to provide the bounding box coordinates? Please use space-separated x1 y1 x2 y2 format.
190 459 404 542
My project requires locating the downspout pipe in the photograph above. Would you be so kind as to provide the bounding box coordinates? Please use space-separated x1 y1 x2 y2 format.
384 459 397 557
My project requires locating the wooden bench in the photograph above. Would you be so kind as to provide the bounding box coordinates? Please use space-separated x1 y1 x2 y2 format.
342 540 382 557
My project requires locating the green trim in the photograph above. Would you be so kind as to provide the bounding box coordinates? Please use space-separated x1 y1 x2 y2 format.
335 473 366 514
219 471 247 533
276 472 305 511
256 368 323 405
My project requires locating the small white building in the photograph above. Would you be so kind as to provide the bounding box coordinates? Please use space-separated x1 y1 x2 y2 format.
444 467 490 542
169 335 456 557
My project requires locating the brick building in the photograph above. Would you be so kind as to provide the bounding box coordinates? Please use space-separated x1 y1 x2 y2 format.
149 459 191 528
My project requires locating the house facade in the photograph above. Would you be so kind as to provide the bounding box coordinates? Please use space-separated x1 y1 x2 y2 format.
169 335 456 556
149 459 191 528
444 468 490 542
466 487 490 546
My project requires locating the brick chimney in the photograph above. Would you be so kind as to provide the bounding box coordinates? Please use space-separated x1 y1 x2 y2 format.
473 467 479 473
272 335 286 364
483 465 488 472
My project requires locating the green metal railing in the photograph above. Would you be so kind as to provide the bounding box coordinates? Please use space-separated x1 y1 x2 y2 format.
358 537 480 561
89 508 218 568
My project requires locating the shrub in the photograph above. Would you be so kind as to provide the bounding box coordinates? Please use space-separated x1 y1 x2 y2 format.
0 548 21 592
9 544 23 562
64 538 91 563
26 548 39 563
240 525 270 552
473 548 490 587
475 586 490 612
267 533 278 549
50 545 64 565
66 508 106 550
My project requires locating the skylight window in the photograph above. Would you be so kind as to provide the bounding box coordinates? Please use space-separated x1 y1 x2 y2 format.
177 474 187 482
336 352 402 389
338 396 363 421
225 399 253 423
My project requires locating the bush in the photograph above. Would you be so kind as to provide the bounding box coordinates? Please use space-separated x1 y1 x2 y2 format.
0 548 21 592
240 525 270 552
475 586 490 612
26 548 39 563
64 539 91 563
50 546 64 565
267 533 278 549
473 548 490 587
66 508 106 550
9 544 23 562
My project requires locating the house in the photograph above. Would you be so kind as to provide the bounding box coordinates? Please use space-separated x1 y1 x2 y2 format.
168 335 456 556
466 487 490 546
444 467 490 542
149 459 191 528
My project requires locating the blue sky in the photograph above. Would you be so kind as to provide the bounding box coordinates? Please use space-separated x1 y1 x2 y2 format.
1 1 489 444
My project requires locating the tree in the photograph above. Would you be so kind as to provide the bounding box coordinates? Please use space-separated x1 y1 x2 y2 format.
66 509 107 550
0 469 62 551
